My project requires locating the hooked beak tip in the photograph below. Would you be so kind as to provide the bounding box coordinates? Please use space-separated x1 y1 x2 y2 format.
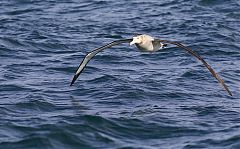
130 41 135 46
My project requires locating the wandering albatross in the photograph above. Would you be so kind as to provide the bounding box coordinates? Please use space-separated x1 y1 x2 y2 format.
70 34 232 96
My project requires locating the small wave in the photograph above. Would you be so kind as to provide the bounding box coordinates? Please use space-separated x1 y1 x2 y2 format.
13 95 56 112
0 37 26 50
5 8 42 16
87 75 119 84
0 84 31 92
187 134 240 148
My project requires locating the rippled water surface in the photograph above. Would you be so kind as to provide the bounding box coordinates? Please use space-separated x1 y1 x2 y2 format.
0 0 240 148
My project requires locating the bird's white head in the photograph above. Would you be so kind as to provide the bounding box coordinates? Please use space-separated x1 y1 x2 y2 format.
130 34 154 46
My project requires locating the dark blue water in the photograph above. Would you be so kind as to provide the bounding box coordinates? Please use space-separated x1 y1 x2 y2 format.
1 0 240 148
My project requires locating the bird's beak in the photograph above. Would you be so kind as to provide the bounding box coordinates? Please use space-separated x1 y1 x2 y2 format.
130 41 135 46
130 38 136 46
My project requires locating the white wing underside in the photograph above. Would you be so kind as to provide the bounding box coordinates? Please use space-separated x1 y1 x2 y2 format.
70 39 132 86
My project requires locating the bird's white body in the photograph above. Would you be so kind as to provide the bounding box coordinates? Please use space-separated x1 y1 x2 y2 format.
130 34 165 52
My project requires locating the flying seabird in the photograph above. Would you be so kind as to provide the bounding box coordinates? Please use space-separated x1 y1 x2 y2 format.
70 34 232 96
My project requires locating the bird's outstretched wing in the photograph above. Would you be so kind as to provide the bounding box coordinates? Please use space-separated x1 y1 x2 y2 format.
70 39 132 86
156 39 232 96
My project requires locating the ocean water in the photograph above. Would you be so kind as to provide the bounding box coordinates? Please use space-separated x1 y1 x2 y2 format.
0 0 240 148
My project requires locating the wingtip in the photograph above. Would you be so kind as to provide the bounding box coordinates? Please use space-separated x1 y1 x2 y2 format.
70 75 77 86
219 77 233 96
227 90 233 96
225 88 233 96
70 81 74 86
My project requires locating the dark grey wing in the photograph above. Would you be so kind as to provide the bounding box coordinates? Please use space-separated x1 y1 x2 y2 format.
70 39 132 86
155 39 232 96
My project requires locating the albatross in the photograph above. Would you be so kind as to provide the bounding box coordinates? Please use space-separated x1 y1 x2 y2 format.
70 34 232 96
